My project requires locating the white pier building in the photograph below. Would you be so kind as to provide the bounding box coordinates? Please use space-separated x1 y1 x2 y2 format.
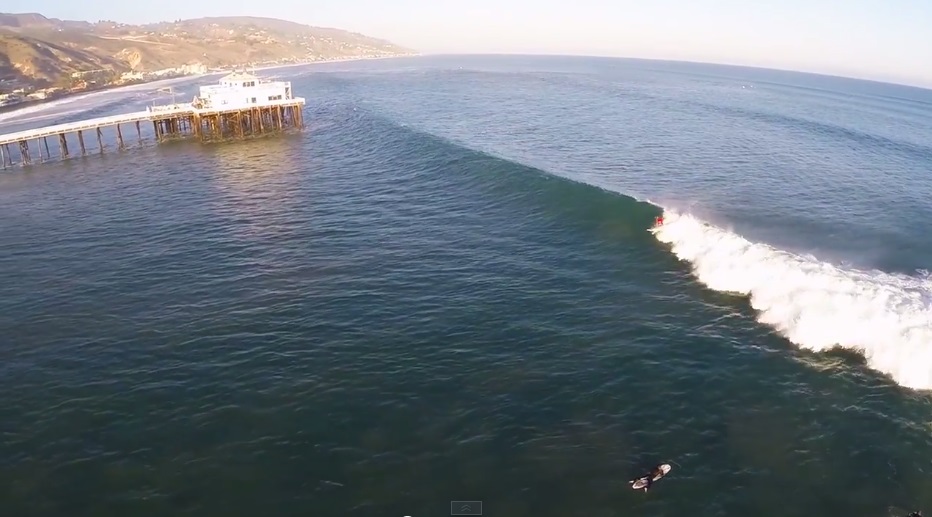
191 71 298 111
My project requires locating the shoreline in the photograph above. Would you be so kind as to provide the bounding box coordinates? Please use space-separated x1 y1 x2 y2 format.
0 54 417 121
249 54 415 74
0 82 132 116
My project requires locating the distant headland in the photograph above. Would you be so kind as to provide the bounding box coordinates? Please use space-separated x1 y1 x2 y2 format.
0 13 417 111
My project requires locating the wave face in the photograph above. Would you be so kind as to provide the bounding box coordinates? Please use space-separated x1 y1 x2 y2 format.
652 210 932 389
334 55 932 391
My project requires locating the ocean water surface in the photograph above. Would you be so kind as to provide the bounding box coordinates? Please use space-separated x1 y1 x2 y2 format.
1 55 932 517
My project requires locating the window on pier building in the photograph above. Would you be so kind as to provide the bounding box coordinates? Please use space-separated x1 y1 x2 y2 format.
268 95 282 101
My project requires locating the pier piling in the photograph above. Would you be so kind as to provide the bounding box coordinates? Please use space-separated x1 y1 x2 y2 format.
19 141 30 165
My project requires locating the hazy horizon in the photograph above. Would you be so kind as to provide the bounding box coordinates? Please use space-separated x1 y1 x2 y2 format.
3 0 931 89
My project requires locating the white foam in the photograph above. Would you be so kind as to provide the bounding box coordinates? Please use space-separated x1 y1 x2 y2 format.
0 97 84 123
652 210 932 390
0 74 206 125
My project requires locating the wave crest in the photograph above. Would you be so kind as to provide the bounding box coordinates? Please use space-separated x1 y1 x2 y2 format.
652 210 932 390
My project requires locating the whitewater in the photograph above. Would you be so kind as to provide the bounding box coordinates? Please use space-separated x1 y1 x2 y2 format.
652 209 932 390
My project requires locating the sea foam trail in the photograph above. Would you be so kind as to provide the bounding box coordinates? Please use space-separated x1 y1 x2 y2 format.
652 210 932 390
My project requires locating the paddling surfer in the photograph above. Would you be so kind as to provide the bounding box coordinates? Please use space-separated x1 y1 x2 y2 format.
640 465 666 492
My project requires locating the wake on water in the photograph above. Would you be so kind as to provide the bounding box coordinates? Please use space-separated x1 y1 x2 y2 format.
651 210 932 390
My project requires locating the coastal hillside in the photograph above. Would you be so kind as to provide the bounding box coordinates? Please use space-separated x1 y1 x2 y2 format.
0 13 414 89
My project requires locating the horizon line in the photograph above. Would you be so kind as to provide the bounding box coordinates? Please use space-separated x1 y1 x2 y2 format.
409 51 932 92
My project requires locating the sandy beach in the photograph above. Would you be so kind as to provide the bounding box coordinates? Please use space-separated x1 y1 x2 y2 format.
0 55 416 123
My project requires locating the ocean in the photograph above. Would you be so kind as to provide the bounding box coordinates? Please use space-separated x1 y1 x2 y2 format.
1 54 931 517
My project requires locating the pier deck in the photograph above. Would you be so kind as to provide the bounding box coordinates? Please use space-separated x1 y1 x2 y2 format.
0 110 156 146
0 98 304 169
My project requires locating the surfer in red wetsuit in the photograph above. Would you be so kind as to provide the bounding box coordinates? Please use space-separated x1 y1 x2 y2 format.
655 215 664 226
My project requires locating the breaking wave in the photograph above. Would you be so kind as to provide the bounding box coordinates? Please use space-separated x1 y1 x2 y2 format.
651 210 932 390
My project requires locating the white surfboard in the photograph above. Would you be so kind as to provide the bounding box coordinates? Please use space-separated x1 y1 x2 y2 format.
629 464 672 490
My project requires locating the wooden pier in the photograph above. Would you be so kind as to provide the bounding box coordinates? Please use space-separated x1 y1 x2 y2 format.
0 71 306 169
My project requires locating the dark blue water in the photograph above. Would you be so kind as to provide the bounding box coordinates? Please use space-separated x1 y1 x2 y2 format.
1 55 932 517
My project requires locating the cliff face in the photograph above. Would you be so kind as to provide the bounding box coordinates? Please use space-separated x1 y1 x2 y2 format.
0 14 414 88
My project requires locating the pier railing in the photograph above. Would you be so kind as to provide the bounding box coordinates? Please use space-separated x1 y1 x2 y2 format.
147 103 193 114
0 111 153 145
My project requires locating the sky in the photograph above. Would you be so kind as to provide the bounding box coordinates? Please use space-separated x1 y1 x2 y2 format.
4 0 932 87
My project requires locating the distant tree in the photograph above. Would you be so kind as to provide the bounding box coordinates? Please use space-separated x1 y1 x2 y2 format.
102 69 119 84
53 75 71 89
